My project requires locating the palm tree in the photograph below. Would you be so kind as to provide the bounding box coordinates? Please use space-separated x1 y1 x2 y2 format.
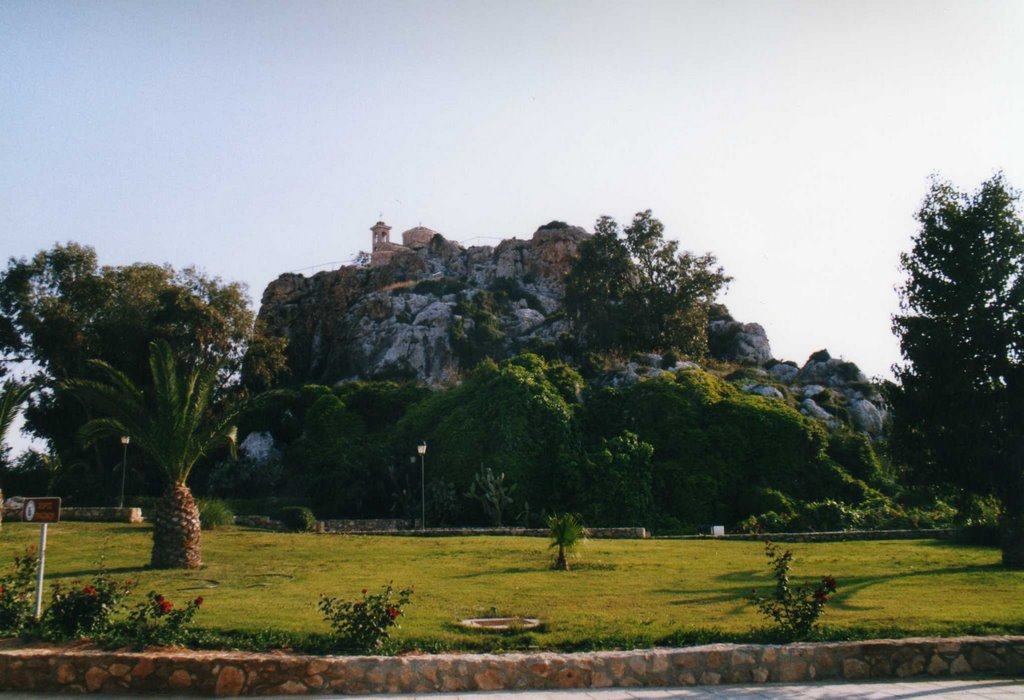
1 380 33 528
547 512 588 571
64 340 243 569
0 380 33 449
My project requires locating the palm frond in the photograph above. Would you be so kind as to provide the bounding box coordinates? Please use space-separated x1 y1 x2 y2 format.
547 512 588 553
0 380 33 447
62 339 251 486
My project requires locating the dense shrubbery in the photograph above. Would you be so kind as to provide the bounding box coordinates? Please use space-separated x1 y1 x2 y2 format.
319 583 413 653
750 542 838 640
198 499 235 529
207 354 933 532
0 549 38 636
279 506 317 532
42 573 134 640
738 498 957 534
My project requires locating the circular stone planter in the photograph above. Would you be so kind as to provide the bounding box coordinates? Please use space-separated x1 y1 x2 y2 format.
459 616 542 631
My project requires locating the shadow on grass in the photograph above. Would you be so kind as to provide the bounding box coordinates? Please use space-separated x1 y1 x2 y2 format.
657 562 1006 611
53 564 151 578
452 566 545 578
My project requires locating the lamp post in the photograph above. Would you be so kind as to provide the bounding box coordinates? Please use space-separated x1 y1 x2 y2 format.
417 442 427 531
119 435 130 509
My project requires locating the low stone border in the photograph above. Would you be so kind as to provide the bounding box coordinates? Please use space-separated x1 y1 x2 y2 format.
1 505 143 524
1 636 1021 695
233 519 650 539
319 526 649 539
661 529 957 542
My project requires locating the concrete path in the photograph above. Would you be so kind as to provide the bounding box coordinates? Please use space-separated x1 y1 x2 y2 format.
298 679 1024 699
3 678 1023 698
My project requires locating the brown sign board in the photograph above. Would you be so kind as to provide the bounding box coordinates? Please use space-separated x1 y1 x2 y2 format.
22 497 61 523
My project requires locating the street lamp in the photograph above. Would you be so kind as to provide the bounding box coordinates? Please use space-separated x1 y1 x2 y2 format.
417 442 427 531
119 436 130 509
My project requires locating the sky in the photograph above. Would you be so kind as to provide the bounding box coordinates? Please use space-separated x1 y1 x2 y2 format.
2 0 1023 444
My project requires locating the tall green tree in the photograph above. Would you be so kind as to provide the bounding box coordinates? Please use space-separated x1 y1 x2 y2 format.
889 174 1024 568
64 341 247 568
566 211 730 356
0 243 286 502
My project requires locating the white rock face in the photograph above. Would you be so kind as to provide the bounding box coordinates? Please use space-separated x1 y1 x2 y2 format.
748 384 784 400
803 384 827 398
798 357 867 386
708 320 773 364
240 431 277 462
769 363 799 382
849 399 885 434
800 398 840 429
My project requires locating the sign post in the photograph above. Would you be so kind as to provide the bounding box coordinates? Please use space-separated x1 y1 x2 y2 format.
22 497 61 619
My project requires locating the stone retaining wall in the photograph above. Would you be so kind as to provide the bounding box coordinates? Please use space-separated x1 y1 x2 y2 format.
662 529 957 542
234 518 649 539
317 526 650 539
1 504 142 524
318 518 414 533
1 636 1021 695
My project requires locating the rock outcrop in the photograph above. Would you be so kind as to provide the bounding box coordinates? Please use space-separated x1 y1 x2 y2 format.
258 222 888 439
258 224 590 384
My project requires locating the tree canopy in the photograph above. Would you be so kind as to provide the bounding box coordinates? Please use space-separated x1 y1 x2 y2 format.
565 211 730 356
888 173 1024 567
0 242 286 502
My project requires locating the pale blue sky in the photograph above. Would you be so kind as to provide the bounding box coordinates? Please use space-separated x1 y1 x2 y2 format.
2 0 1022 393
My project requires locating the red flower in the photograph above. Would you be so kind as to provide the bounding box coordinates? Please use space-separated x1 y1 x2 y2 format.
386 607 398 620
81 585 97 597
158 600 173 615
0 584 4 599
194 597 204 607
362 589 367 595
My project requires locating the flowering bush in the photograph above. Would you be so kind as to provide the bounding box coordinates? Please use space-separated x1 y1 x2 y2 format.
113 591 203 648
749 541 837 639
42 574 134 640
0 548 38 636
319 583 412 653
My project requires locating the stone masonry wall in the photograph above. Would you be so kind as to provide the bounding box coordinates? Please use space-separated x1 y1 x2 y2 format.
1 636 1021 695
665 529 957 542
316 525 650 539
0 505 142 524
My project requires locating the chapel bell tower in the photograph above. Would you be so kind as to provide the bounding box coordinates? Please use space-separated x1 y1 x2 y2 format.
371 221 392 250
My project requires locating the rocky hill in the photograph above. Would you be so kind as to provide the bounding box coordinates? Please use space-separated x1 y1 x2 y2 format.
258 222 887 438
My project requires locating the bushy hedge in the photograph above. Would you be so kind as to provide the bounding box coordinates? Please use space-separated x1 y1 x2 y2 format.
216 354 921 531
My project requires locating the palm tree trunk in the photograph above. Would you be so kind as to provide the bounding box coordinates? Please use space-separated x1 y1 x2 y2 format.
555 545 568 571
151 482 202 569
1002 509 1024 569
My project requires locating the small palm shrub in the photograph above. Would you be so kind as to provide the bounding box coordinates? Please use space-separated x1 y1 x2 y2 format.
198 499 235 530
279 506 316 532
42 574 134 640
749 541 837 640
319 583 413 653
547 512 587 570
0 548 37 636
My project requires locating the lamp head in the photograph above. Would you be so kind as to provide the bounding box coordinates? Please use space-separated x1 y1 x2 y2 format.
417 442 427 456
120 435 130 446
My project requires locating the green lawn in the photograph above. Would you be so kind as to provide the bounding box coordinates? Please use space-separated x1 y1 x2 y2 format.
2 522 1022 650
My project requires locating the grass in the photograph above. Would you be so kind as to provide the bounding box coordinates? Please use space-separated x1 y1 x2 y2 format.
2 522 1023 652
